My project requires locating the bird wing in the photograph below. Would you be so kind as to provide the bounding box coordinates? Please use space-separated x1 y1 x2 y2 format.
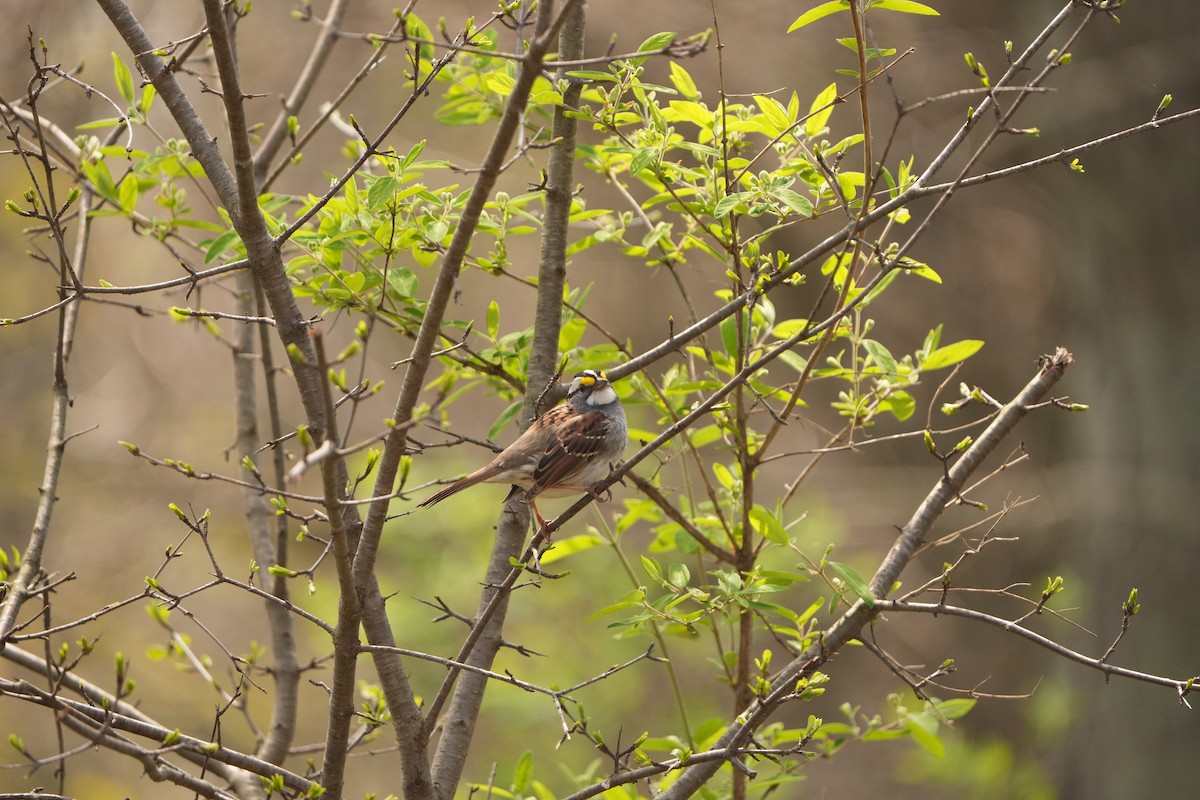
530 405 612 494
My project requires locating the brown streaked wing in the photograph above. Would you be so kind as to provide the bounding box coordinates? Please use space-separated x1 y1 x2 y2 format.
530 406 611 492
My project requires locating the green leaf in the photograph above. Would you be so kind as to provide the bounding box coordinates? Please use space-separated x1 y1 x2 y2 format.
713 192 747 218
862 339 897 375
138 84 157 115
903 717 945 757
719 315 740 357
512 750 533 794
921 339 984 371
806 83 838 138
666 100 714 128
669 61 700 100
932 698 976 720
76 117 127 131
753 95 792 134
640 555 663 583
750 505 789 544
667 562 691 588
81 159 118 204
788 1 851 32
870 0 940 15
112 53 135 106
487 399 522 441
629 146 659 176
486 300 500 339
565 70 619 82
558 317 587 351
117 172 139 213
828 561 874 607
483 73 515 97
401 139 427 171
366 175 401 209
386 268 418 298
906 262 942 283
879 390 915 421
772 319 809 339
540 533 603 565
631 31 677 66
587 589 646 621
772 188 813 217
204 229 242 264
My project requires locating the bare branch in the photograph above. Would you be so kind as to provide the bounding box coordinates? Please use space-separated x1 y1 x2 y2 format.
877 599 1193 693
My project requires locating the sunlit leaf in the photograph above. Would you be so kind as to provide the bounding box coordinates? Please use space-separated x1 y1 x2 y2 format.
806 83 839 138
869 0 940 16
540 533 604 565
628 31 677 67
112 53 135 106
586 589 646 621
921 339 984 371
788 1 851 32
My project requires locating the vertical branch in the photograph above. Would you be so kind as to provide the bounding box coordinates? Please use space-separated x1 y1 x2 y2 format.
847 1 874 199
310 332 362 800
714 4 754 792
199 0 304 768
705 8 754 794
0 112 88 646
232 273 300 766
202 0 433 787
201 0 258 231
427 2 584 796
525 0 585 409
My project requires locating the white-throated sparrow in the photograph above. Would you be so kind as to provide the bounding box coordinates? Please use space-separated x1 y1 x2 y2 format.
417 369 627 527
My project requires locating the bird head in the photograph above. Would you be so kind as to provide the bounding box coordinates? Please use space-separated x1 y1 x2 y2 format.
568 369 619 407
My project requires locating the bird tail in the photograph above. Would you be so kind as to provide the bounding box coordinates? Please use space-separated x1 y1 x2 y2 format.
416 471 489 508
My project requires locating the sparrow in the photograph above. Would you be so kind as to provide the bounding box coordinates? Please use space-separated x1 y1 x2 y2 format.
417 369 627 527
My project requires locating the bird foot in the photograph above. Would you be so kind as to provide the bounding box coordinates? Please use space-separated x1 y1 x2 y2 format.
586 483 613 504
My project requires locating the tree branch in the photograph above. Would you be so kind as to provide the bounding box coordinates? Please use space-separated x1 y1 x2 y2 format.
0 130 90 646
252 0 350 185
426 4 586 795
876 599 1196 695
650 348 1074 800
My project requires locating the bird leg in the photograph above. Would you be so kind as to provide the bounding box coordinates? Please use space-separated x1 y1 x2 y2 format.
528 497 553 541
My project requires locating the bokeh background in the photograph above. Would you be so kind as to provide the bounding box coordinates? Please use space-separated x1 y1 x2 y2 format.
2 1 1198 798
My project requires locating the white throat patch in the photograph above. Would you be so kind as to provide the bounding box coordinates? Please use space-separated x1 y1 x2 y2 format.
587 384 618 406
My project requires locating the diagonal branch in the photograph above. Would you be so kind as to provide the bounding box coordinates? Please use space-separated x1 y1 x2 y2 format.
647 349 1074 800
875 600 1197 694
2 646 276 796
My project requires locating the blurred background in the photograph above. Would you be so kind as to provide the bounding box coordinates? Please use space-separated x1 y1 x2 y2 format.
2 1 1198 798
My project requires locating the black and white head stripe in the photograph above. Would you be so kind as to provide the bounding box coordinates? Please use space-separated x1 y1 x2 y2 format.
569 370 618 406
570 369 606 390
